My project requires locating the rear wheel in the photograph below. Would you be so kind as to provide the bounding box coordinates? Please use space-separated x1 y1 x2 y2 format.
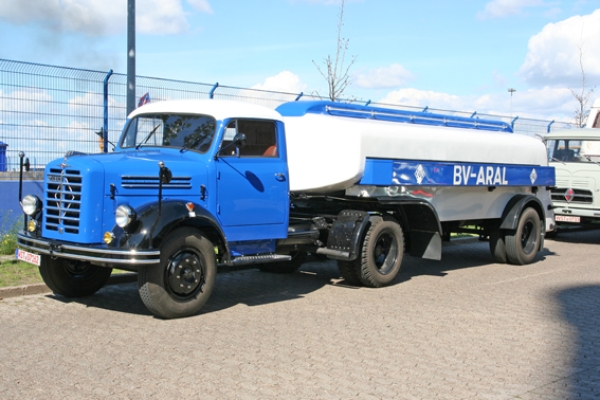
39 256 112 297
337 260 362 286
489 222 508 263
357 217 404 288
505 207 541 265
138 228 216 319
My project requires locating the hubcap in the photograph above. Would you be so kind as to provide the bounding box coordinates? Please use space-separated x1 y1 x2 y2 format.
521 220 536 254
166 252 205 297
373 231 398 275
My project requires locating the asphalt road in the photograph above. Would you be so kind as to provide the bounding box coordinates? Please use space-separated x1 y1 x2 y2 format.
1 230 599 399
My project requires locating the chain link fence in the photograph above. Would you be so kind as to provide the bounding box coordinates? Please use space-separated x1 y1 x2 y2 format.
0 58 575 172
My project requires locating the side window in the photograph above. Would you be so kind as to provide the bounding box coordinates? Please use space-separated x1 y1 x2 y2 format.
594 112 600 129
219 119 277 157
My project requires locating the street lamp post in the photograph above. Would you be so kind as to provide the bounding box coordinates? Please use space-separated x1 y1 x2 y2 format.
127 0 136 116
508 88 516 117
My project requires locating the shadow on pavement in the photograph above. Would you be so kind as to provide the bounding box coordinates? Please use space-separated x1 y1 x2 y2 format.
555 284 600 398
46 239 554 318
548 226 600 245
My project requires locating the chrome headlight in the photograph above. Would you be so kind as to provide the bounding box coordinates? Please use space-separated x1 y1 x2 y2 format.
21 195 41 216
115 205 136 228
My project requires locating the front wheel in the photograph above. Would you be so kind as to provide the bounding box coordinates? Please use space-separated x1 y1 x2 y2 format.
39 256 112 297
138 228 217 319
505 207 541 265
357 217 404 288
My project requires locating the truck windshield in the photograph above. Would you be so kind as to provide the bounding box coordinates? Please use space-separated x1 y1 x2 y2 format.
547 139 600 163
121 113 216 153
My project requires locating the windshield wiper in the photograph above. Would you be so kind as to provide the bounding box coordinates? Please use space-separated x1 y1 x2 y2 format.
583 156 600 167
551 157 566 165
180 133 209 153
136 124 162 150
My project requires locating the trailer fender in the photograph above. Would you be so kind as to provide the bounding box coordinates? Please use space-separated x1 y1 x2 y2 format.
377 198 443 261
498 194 545 251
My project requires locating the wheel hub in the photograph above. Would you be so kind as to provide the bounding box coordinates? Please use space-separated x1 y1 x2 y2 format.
166 252 204 297
374 232 397 274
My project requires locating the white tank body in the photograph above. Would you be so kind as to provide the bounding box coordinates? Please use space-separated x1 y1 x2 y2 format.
283 113 548 193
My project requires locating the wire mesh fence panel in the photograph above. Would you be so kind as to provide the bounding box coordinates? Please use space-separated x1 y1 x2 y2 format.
0 58 579 172
0 59 109 171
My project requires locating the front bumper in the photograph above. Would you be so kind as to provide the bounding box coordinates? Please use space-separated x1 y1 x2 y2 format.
17 233 160 265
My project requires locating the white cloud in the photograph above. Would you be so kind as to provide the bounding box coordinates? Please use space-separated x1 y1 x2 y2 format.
378 86 586 122
186 0 213 13
252 71 307 94
0 0 212 36
519 9 600 88
353 64 414 89
477 0 546 19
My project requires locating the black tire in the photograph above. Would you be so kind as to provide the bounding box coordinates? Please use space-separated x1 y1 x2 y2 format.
357 217 404 288
258 251 307 273
39 256 112 297
138 228 216 319
545 229 558 239
505 207 541 265
489 223 508 263
337 260 362 286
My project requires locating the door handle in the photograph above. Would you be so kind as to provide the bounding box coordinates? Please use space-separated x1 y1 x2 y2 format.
274 173 286 182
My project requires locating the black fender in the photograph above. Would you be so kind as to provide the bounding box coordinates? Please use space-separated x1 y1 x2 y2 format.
112 200 230 262
499 194 545 231
498 194 545 251
377 197 443 260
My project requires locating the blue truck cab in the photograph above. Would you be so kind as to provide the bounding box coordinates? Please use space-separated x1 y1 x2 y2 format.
17 99 555 318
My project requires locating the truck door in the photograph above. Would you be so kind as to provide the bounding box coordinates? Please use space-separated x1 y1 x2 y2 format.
215 119 289 241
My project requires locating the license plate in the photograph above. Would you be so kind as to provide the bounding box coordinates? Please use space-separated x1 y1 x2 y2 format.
15 249 41 266
555 215 581 223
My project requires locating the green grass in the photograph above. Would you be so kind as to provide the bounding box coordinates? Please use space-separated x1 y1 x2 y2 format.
0 259 42 287
0 257 131 288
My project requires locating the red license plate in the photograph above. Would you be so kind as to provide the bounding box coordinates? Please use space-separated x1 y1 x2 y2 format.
555 215 581 223
15 249 41 266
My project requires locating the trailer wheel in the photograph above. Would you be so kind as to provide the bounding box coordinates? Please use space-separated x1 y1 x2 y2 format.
337 260 362 286
358 217 404 288
489 223 508 263
39 256 112 297
505 207 541 265
258 251 306 273
138 228 216 319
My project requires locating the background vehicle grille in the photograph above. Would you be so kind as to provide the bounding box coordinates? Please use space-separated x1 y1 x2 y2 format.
45 168 82 234
551 187 593 204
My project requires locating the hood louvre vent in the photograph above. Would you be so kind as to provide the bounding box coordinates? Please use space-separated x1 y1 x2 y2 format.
121 176 192 189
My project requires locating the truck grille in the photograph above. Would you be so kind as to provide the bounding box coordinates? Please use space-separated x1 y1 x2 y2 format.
551 187 593 204
45 168 82 234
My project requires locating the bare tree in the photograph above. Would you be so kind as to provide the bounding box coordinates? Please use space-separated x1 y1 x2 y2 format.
570 32 595 127
313 0 357 102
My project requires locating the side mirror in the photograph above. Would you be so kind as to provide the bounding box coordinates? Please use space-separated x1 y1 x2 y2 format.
233 133 246 148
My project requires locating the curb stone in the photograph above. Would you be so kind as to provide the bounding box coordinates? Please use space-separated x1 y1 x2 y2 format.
0 272 138 300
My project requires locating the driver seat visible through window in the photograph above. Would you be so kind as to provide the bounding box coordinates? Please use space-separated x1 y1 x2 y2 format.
219 119 277 157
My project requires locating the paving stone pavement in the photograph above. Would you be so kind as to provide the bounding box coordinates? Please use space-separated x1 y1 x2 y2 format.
1 231 599 399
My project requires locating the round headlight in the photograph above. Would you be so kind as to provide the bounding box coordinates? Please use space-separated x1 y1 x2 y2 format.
115 205 136 228
21 195 41 216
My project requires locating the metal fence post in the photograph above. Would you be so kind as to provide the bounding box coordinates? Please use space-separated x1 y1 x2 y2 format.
104 70 114 153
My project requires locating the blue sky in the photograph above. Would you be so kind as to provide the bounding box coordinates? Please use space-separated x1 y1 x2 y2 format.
0 0 599 121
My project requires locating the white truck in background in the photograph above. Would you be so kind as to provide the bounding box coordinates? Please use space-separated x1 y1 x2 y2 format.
545 98 600 234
